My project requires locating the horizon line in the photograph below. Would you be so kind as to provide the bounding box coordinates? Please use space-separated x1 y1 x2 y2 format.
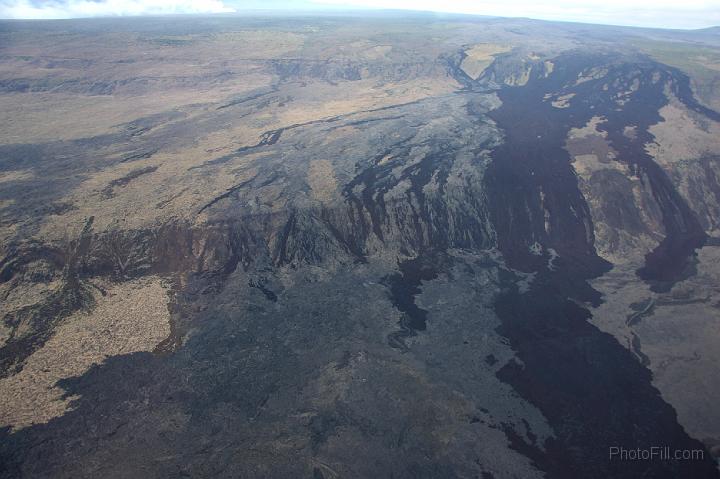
0 8 719 32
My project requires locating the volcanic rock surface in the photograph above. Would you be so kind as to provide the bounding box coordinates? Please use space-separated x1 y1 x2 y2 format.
1 13 720 479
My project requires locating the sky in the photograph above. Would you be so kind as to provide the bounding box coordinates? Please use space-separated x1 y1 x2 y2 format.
0 0 718 29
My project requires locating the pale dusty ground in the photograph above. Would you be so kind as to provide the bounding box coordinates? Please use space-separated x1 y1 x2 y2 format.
504 61 532 86
631 40 720 111
693 55 720 72
0 169 34 183
325 40 393 63
543 60 554 77
551 92 575 108
576 66 608 85
566 115 661 263
568 115 607 140
568 116 629 180
571 154 625 176
1 22 459 247
31 76 455 239
0 276 171 431
646 89 720 233
307 159 339 204
566 116 625 177
0 30 304 144
574 85 720 442
589 245 720 442
0 75 272 144
647 92 720 167
459 43 511 80
0 279 64 347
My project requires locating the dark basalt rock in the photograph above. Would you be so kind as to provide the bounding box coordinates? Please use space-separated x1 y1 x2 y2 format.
2 17 720 479
481 50 720 478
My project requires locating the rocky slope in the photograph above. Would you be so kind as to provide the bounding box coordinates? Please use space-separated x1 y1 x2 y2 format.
1 13 720 479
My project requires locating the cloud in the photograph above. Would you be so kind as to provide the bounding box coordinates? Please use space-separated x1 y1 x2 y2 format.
1 0 718 28
0 0 235 19
310 0 720 29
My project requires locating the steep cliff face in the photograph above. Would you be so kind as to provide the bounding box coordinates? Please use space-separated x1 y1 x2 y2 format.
1 16 720 479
